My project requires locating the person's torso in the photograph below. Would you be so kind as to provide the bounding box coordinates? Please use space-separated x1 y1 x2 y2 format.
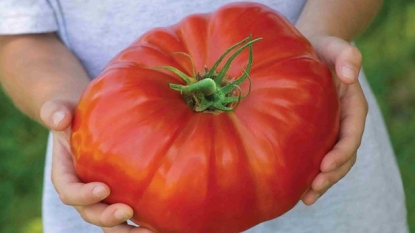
46 0 306 77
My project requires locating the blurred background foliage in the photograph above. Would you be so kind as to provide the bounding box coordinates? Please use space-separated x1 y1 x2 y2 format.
0 0 414 232
358 0 415 230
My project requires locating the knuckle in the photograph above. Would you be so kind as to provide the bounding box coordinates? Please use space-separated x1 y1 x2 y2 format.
344 46 362 63
99 219 116 228
58 192 71 205
325 175 338 186
325 37 339 51
327 167 348 185
355 133 364 148
51 175 58 189
82 216 94 225
330 160 342 171
338 162 354 180
324 38 340 59
350 154 358 167
78 209 95 225
363 98 369 114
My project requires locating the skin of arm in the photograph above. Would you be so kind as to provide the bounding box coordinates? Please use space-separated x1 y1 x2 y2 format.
295 0 382 205
297 0 383 41
0 33 89 123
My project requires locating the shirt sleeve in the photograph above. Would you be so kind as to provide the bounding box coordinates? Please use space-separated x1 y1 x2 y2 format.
0 0 58 35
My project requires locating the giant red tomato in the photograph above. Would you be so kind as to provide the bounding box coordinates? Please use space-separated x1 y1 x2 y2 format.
71 2 339 233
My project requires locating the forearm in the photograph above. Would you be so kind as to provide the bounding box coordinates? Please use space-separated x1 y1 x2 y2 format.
0 33 89 124
296 0 382 41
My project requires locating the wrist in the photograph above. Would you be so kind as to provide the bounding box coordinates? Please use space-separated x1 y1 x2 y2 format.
295 0 382 43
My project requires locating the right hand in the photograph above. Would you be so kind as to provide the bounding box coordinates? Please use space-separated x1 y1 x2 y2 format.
40 99 154 233
298 35 368 205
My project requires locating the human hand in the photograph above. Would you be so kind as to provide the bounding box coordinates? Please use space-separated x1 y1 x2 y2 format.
40 99 154 233
300 36 369 205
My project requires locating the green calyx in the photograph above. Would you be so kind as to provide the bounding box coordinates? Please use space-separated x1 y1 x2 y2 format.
156 36 261 113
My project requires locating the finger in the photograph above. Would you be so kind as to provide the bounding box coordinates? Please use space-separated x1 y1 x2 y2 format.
51 133 110 205
321 83 368 172
335 45 362 84
316 37 362 84
40 99 75 130
102 224 155 233
301 188 320 206
312 153 357 193
320 126 361 173
76 203 133 227
302 154 357 206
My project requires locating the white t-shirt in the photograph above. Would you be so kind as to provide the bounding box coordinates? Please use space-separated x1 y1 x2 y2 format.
0 1 408 233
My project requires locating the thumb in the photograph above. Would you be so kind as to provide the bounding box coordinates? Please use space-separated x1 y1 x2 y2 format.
40 99 75 131
313 36 362 85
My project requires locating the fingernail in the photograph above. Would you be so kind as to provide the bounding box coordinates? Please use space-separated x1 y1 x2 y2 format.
93 185 108 198
53 111 65 127
341 65 356 80
115 209 130 221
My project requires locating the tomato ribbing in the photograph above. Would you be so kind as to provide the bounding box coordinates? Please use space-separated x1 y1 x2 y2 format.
71 3 340 233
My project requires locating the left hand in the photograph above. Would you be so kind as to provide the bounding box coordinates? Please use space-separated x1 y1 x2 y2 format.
40 99 155 233
301 35 369 205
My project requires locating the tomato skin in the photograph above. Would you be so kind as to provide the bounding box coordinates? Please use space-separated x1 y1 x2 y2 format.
71 2 339 233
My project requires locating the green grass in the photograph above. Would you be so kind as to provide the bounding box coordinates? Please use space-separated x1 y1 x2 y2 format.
0 89 48 233
0 1 414 232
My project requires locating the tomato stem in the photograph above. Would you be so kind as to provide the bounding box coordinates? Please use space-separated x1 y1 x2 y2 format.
169 78 216 96
158 36 261 113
